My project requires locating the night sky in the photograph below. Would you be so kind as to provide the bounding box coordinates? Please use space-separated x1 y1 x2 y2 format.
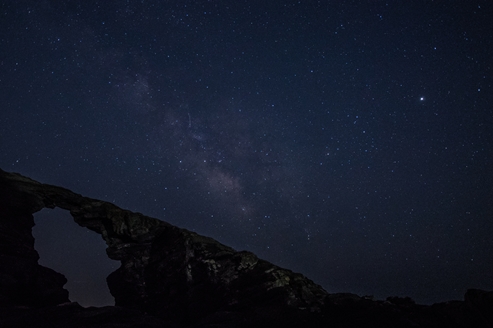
1 1 492 307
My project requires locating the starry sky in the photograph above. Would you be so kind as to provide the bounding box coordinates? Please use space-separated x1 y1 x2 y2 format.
1 1 492 307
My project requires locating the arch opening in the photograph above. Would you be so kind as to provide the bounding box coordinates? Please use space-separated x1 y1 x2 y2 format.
33 207 119 307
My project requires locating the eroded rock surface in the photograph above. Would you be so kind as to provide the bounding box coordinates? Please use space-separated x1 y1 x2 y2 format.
0 169 327 326
1 168 492 327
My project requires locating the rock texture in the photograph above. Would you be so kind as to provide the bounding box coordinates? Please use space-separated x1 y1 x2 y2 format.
0 171 69 307
0 168 492 327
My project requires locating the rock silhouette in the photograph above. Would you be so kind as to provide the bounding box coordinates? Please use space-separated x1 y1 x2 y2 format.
0 168 491 327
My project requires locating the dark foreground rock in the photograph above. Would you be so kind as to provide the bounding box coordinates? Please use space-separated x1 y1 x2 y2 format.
0 302 167 328
0 168 492 327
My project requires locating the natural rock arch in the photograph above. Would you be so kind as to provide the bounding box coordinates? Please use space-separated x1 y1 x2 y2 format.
3 169 491 327
0 169 327 325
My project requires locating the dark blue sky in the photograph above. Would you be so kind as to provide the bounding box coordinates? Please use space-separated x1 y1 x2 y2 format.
1 0 492 306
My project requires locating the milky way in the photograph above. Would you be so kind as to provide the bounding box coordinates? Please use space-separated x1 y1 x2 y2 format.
1 1 492 305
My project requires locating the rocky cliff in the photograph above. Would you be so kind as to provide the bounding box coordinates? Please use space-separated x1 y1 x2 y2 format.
0 168 492 327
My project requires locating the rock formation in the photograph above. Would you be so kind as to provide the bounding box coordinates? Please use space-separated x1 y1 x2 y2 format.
0 168 492 327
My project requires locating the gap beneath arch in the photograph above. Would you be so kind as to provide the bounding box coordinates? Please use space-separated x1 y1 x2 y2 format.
33 207 119 307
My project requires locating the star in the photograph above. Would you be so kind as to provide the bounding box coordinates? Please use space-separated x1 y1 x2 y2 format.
1 0 491 307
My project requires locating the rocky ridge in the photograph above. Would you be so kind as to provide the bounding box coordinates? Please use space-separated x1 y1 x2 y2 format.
0 168 492 327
